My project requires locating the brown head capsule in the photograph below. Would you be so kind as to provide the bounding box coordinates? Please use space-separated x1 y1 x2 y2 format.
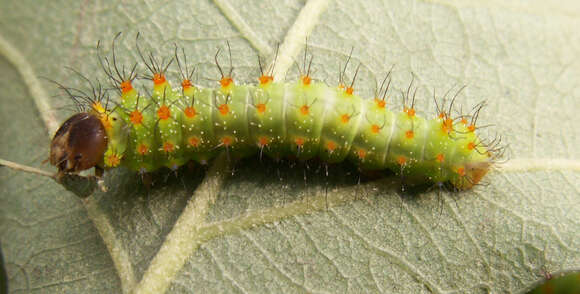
49 113 108 173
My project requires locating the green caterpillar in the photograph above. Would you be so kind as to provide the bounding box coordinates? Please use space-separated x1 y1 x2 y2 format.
49 41 502 190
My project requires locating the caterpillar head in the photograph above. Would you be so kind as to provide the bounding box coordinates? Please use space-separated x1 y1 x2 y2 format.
49 112 108 173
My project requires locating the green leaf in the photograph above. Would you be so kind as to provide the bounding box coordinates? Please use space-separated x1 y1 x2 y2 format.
1 0 579 293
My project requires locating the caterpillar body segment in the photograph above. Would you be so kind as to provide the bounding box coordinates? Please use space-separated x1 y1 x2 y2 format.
318 87 364 164
249 82 288 159
350 98 394 170
286 81 329 161
180 88 219 165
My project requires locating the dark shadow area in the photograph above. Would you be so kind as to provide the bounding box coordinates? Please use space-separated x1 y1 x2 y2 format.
0 244 7 294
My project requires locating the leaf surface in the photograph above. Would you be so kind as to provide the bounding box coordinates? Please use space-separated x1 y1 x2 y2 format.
1 0 579 293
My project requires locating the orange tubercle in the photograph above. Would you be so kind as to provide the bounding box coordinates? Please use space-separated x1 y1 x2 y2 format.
106 153 121 167
221 136 233 146
441 118 453 134
457 167 466 177
405 130 414 139
184 106 197 118
345 87 354 95
300 105 309 115
340 114 350 124
100 116 113 130
301 75 311 86
375 99 386 109
120 80 133 94
92 102 106 114
157 105 171 120
130 110 143 125
163 141 175 153
181 79 193 89
295 137 305 147
153 73 166 86
397 156 407 166
357 149 367 159
188 136 200 147
258 136 269 147
220 77 234 88
218 104 229 115
326 141 337 151
467 142 476 151
137 143 149 155
370 124 381 134
259 75 273 85
404 107 416 117
256 103 266 114
467 124 476 132
436 153 445 163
